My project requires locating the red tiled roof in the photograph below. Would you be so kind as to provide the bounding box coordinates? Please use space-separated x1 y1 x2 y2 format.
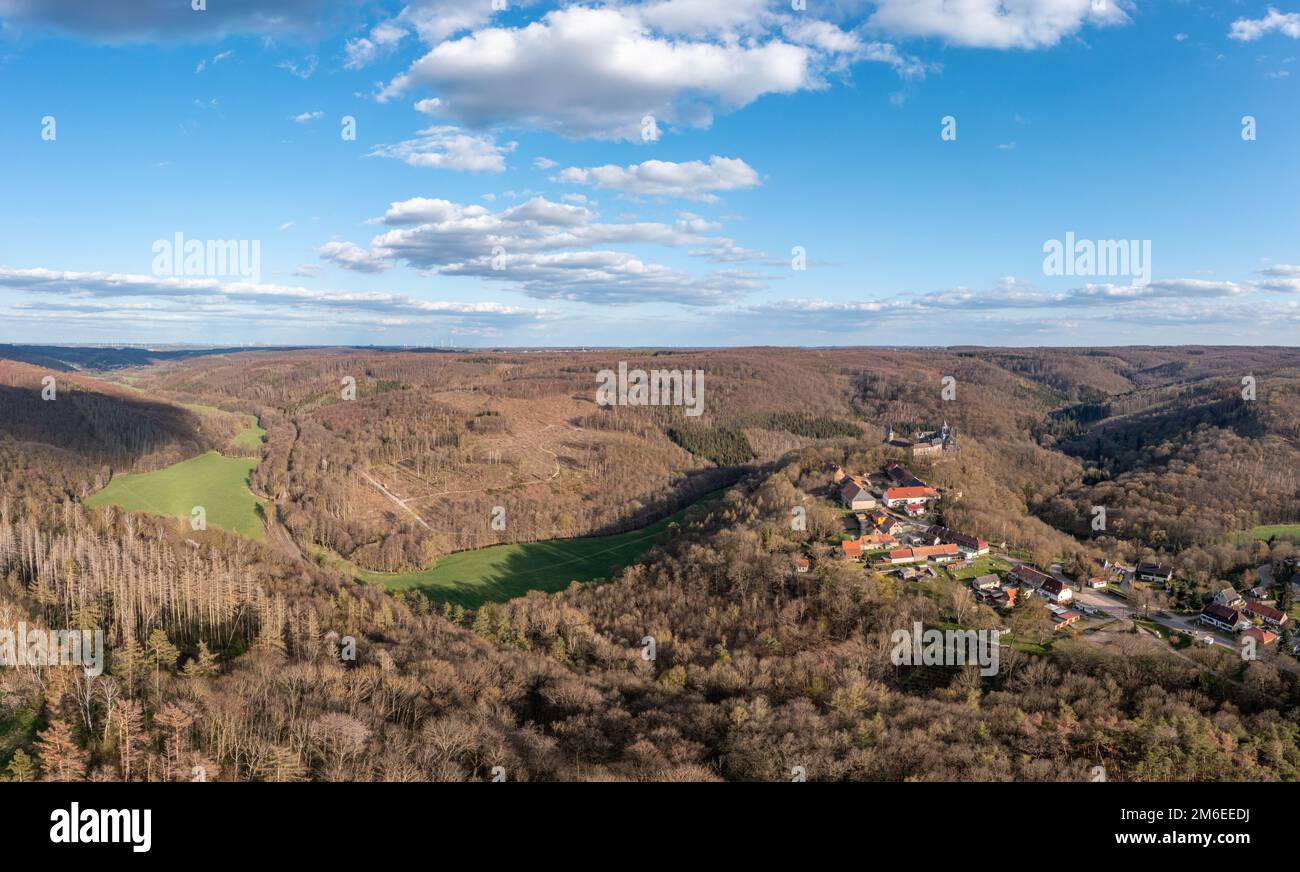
1245 601 1288 622
912 543 959 558
885 486 939 501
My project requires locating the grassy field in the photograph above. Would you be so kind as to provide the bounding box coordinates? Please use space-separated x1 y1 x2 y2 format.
947 555 1014 581
84 451 267 540
357 492 723 608
1233 524 1300 543
180 403 265 449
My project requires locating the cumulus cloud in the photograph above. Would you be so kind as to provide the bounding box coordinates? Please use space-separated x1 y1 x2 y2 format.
368 126 517 172
1256 264 1300 292
290 110 324 123
318 241 389 273
377 5 910 139
557 156 760 201
630 0 775 38
320 193 769 304
442 251 764 306
1230 7 1300 41
864 0 1129 50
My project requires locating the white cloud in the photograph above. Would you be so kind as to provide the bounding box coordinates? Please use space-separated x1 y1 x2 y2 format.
277 55 318 79
1230 7 1300 41
0 266 544 331
737 274 1270 333
533 156 559 170
320 193 769 304
1256 264 1300 292
319 241 389 273
377 5 878 139
440 250 762 305
631 0 775 38
865 0 1129 50
290 110 324 123
397 0 514 44
367 125 517 172
557 155 760 201
344 21 407 69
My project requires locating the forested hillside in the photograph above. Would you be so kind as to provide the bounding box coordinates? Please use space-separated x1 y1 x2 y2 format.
1 345 1298 782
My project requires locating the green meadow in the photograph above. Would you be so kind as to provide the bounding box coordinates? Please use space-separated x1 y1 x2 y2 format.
356 491 724 608
180 403 265 450
84 451 268 540
1231 524 1300 543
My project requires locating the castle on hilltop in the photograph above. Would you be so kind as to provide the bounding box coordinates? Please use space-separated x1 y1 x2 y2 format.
884 421 959 459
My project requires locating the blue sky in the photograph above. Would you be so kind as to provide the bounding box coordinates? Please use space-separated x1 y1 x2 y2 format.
0 0 1297 347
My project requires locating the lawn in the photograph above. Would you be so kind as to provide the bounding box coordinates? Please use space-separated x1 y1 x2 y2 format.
84 451 268 540
948 555 1013 581
357 492 723 608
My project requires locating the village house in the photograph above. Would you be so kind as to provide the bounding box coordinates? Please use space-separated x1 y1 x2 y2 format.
971 574 1001 592
1038 577 1073 604
1213 587 1245 610
839 478 877 511
1244 600 1290 628
1087 577 1107 589
884 464 926 488
1199 603 1250 633
1049 606 1082 631
923 525 989 556
1135 561 1173 584
1008 565 1054 590
882 485 940 509
793 557 810 574
882 543 961 565
1242 626 1279 648
863 510 897 535
913 543 961 563
841 531 897 560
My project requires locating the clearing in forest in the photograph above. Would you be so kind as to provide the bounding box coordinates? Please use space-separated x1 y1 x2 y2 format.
84 451 268 541
357 492 723 608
